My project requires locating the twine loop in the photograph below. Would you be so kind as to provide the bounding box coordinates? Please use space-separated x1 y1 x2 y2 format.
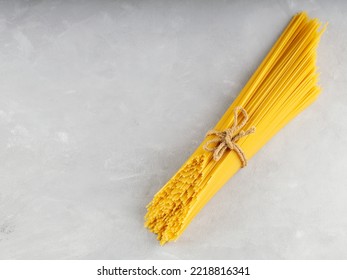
203 106 256 167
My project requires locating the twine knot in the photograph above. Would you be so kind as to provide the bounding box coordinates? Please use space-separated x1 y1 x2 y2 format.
203 106 256 167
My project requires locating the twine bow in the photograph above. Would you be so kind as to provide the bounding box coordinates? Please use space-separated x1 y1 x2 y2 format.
203 106 256 167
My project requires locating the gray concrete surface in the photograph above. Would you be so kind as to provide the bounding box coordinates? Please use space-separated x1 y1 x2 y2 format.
0 0 346 259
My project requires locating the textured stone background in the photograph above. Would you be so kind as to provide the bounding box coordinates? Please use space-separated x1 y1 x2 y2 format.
0 0 346 259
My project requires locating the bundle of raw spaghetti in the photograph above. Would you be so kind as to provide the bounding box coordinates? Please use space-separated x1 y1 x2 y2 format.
145 12 326 245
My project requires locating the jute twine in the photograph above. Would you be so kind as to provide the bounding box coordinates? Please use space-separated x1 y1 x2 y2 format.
203 106 256 167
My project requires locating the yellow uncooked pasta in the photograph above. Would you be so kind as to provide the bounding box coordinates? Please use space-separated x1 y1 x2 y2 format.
145 12 326 245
